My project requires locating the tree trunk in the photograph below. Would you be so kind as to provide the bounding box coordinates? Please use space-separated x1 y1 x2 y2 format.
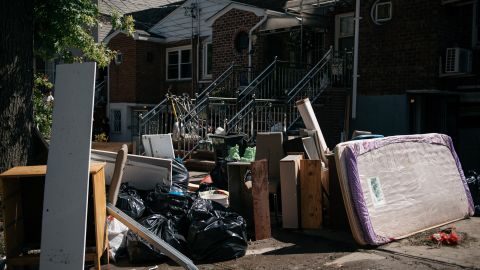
0 0 34 173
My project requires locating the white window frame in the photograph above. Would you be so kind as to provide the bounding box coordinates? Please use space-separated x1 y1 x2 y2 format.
203 42 212 79
335 12 355 51
111 109 122 134
374 2 392 22
166 45 192 81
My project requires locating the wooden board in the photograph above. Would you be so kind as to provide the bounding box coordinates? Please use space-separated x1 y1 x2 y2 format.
280 155 303 229
296 98 328 164
251 159 271 240
299 160 323 229
40 62 96 270
255 132 284 180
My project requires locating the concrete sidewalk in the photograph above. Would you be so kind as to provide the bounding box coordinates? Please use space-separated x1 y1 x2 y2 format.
100 217 479 270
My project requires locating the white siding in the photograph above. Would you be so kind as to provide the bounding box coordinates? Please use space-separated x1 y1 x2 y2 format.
149 0 231 42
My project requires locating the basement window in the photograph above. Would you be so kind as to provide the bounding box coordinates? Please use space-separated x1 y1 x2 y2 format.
167 46 192 80
374 2 392 23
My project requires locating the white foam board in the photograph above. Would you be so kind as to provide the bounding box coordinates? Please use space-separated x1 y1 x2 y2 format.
40 62 96 270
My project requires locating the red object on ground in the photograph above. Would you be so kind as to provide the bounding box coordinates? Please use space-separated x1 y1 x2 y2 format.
201 174 213 184
430 227 459 245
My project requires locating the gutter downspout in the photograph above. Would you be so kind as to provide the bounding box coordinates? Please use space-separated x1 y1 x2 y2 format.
248 13 268 81
352 0 360 119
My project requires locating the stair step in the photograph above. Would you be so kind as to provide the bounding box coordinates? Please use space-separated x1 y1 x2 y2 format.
184 158 216 172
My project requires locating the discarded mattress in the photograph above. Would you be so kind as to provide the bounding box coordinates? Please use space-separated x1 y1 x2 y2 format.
334 133 474 245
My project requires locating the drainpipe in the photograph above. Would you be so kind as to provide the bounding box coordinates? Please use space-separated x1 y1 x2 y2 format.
248 13 268 81
352 0 361 119
107 64 110 119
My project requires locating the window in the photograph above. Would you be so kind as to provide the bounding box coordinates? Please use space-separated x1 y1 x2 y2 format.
114 52 123 65
339 16 354 38
203 42 212 78
372 1 392 24
167 46 192 80
335 13 354 51
235 32 249 53
111 109 121 133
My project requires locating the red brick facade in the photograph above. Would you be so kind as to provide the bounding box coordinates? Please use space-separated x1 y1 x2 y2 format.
108 33 195 105
211 9 264 79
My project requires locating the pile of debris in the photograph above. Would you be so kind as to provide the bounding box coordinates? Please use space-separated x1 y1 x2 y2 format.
108 159 248 264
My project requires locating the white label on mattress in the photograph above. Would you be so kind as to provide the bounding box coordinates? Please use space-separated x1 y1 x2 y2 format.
368 177 386 207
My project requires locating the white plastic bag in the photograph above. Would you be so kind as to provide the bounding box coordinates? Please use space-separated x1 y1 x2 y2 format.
107 215 129 261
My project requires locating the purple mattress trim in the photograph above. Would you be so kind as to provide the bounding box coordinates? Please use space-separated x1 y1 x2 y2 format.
344 133 474 245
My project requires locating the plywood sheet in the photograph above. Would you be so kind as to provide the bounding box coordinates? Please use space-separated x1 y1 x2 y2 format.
251 159 271 240
300 160 323 229
334 133 474 245
40 62 96 270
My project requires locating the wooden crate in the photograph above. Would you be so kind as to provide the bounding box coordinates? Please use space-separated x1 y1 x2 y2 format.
0 163 108 269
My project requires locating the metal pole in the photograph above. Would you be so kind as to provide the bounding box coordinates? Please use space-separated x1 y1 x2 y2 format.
352 0 361 119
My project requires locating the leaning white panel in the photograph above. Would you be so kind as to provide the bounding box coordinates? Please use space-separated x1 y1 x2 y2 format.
40 63 96 270
91 149 172 190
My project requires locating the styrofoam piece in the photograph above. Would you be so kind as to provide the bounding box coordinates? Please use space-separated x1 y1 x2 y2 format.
296 98 328 163
335 133 474 245
40 63 96 270
142 134 175 159
91 149 172 190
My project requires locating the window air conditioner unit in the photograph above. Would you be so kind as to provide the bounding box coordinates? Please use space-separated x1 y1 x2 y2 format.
445 48 472 73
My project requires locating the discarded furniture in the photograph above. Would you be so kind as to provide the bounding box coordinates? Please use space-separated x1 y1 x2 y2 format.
227 160 271 240
255 132 285 222
91 149 172 190
299 160 329 229
107 203 198 270
279 155 303 229
108 144 128 205
335 133 474 245
296 98 328 164
91 142 135 154
0 163 108 269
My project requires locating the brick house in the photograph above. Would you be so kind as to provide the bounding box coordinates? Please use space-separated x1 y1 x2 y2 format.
284 0 480 170
106 0 479 170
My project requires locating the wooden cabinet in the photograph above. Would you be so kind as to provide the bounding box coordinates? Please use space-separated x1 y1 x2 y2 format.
0 163 108 269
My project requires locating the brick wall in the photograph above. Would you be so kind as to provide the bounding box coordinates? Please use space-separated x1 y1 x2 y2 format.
212 9 263 79
135 40 166 104
108 33 137 103
358 0 441 95
313 88 348 148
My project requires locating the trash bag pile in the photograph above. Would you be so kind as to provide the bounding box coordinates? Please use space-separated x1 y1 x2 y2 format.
466 170 480 216
111 160 247 263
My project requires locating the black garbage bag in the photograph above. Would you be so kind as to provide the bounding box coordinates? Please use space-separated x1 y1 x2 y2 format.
210 159 228 190
466 170 480 216
116 183 145 219
187 198 247 262
145 184 195 235
126 214 188 263
171 159 189 192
